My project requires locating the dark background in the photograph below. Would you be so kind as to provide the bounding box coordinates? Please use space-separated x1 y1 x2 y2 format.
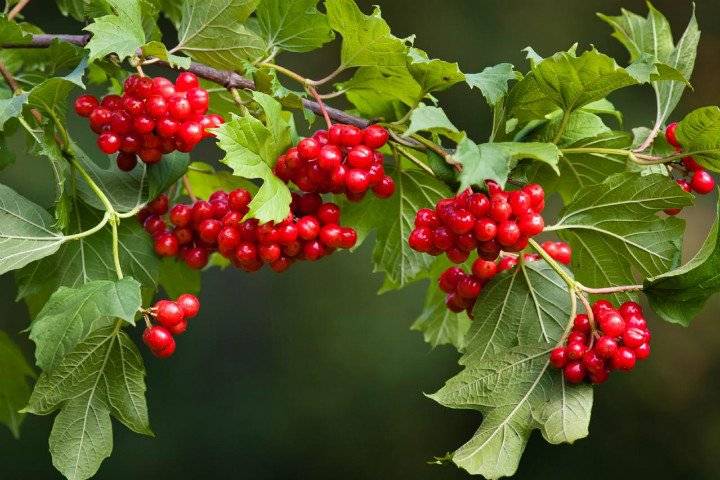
2 1 720 479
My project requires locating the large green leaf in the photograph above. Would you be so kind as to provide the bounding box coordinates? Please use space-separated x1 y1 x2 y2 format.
29 278 142 371
215 92 292 223
0 184 64 276
84 0 146 62
676 106 720 172
27 57 87 123
550 173 693 303
599 3 699 125
406 47 466 94
465 63 517 107
645 194 720 326
256 0 334 53
337 66 422 120
430 261 592 478
325 0 408 68
24 326 151 480
405 105 460 141
0 331 35 438
341 168 451 290
16 204 159 309
177 0 267 70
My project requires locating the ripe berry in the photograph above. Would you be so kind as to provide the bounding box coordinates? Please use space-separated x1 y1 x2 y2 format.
517 212 544 236
691 169 715 194
154 233 179 257
153 337 177 358
97 132 121 154
566 342 586 361
456 277 481 299
599 311 626 337
619 301 642 318
563 362 586 384
595 336 618 358
623 327 646 348
345 169 370 193
340 125 363 147
317 203 341 225
197 219 222 244
665 122 680 148
473 218 497 242
549 347 567 368
496 221 521 246
497 256 517 272
168 319 188 336
183 247 209 269
573 314 591 333
592 300 614 317
178 121 203 145
363 125 389 149
170 204 192 227
186 87 209 113
143 326 173 352
298 138 321 160
74 95 99 117
155 300 185 327
582 350 605 374
175 72 199 92
117 152 138 172
471 258 497 280
611 347 636 371
634 343 651 360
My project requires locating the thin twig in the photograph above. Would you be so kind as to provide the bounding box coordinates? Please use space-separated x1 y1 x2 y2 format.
0 61 20 93
182 175 197 202
306 85 332 129
577 283 644 295
7 0 30 20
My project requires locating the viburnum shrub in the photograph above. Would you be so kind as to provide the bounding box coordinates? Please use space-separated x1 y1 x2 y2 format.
1 2 720 480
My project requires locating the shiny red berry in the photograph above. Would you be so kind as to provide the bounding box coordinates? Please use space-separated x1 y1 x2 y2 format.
143 325 174 352
155 300 185 327
549 347 567 368
665 122 680 148
74 95 99 117
563 362 586 384
690 169 715 194
363 125 389 149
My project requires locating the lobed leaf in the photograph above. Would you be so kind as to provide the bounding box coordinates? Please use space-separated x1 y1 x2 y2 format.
83 0 146 62
465 63 517 107
407 47 466 94
256 0 334 53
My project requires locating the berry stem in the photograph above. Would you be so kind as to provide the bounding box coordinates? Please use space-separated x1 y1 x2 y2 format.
576 292 597 332
182 175 197 203
394 144 435 175
306 85 332 129
0 60 20 93
307 65 346 86
110 216 124 280
62 211 112 241
260 62 310 86
528 238 576 290
576 283 644 294
409 133 463 170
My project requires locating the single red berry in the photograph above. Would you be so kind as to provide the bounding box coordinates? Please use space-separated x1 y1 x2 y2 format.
563 362 586 384
634 342 651 360
169 95 192 120
509 190 532 215
192 201 214 224
143 325 174 352
122 95 145 116
175 72 199 92
178 121 203 146
567 332 586 345
168 319 188 336
622 327 646 348
522 183 545 208
438 267 465 294
549 347 567 368
447 247 469 264
467 194 490 218
456 276 482 299
490 197 513 222
154 232 179 257
415 208 439 228
409 227 433 252
143 215 166 235
566 342 586 361
345 169 370 193
592 299 614 318
229 189 251 210
156 117 179 138
497 256 518 272
183 247 209 269
496 221 521 247
318 145 343 170
339 125 363 147
155 300 185 327
582 350 606 374
432 226 455 251
363 125 389 149
74 95 99 117
690 169 715 194
517 212 544 237
151 77 176 98
100 94 122 110
611 347 636 371
445 292 470 313
97 132 121 154
625 313 647 330
665 122 680 148
473 218 497 242
303 240 326 261
573 314 591 333
186 87 209 113
197 219 222 244
319 224 343 248
145 95 168 118
117 152 138 172
153 337 177 358
147 195 168 215
339 228 357 249
472 258 498 280
259 243 282 263
595 336 618 358
134 78 153 98
553 242 572 265
138 148 162 164
270 256 293 273
298 138 321 160
619 301 642 318
589 368 610 384
599 311 626 337
317 203 341 225
174 227 193 246
169 204 192 227
297 215 321 240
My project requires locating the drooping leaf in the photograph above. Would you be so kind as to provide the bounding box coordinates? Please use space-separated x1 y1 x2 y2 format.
158 257 201 299
176 0 267 70
0 331 35 438
0 184 64 276
16 203 159 309
0 93 28 131
551 173 693 303
405 105 460 141
337 66 422 120
215 92 292 223
84 0 146 62
341 167 452 290
29 278 142 371
676 106 720 172
141 41 191 69
325 0 409 68
465 63 517 107
645 194 720 326
26 57 87 123
24 326 152 480
406 47 466 94
430 261 592 478
599 4 700 125
256 0 334 53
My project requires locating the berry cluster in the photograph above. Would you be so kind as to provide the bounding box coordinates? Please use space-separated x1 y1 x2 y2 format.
438 241 572 316
274 124 395 201
139 189 357 272
74 72 223 171
550 300 651 384
142 294 200 358
408 183 546 264
664 122 715 215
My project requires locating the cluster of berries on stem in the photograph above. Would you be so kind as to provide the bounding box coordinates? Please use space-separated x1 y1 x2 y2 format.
74 72 223 171
438 241 572 316
139 189 357 272
664 122 715 215
142 294 200 358
274 124 395 201
550 300 651 384
408 182 546 264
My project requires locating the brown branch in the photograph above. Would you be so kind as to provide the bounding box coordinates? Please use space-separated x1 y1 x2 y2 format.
0 61 20 93
7 0 30 20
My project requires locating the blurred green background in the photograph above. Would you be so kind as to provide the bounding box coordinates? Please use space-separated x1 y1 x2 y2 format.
2 0 720 478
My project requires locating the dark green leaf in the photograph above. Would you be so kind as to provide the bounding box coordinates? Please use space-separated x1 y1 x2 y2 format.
465 63 517 107
0 93 28 131
676 106 720 172
185 161 257 200
406 47 466 94
158 257 201 299
27 57 87 122
256 0 334 53
0 330 35 438
337 66 422 120
84 0 146 62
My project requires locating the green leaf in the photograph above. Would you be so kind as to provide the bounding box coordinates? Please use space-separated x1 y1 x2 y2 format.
505 72 557 123
625 54 690 85
84 0 146 62
185 161 257 200
141 40 191 69
676 106 720 172
405 105 460 141
159 257 201 299
337 66 422 120
0 184 64 276
325 0 409 68
411 260 471 350
430 261 592 478
406 47 466 94
342 167 451 289
26 57 87 122
256 0 334 53
534 109 610 146
465 63 517 106
599 4 699 124
16 203 159 308
531 48 637 113
177 0 267 70
551 173 693 303
24 326 152 480
0 93 28 131
0 331 35 438
215 92 292 223
29 278 142 371
645 194 720 326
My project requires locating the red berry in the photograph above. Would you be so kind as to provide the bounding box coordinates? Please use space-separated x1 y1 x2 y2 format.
471 258 498 280
155 300 185 327
154 232 179 257
192 201 214 223
592 300 614 318
143 325 173 352
439 267 464 293
363 125 389 149
456 276 481 299
143 215 166 235
339 228 357 249
169 94 192 120
339 125 363 147
197 219 222 244
566 342 586 361
317 203 341 225
186 87 209 113
156 117 179 138
319 224 343 248
634 343 651 360
303 240 326 261
490 197 512 222
497 256 517 272
175 72 199 92
522 183 545 208
229 189 251 210
298 138 321 160
473 218 497 242
573 314 591 333
178 121 203 146
100 94 122 110
345 169 370 193
432 227 454 251
690 169 715 194
622 327 646 348
318 145 343 170
611 347 636 371
170 204 192 227
138 148 162 164
297 216 320 240
595 336 618 358
589 368 610 384
665 122 680 148
415 208 439 228
567 332 586 345
553 242 572 265
509 190 532 215
619 301 642 318
259 243 282 263
563 362 586 384
116 152 138 171
549 347 567 368
97 132 121 154
168 319 188 336
582 350 606 374
74 95 99 117
625 313 647 330
683 156 701 171
408 227 433 252
183 247 209 269
448 209 475 235
153 337 177 358
496 220 521 247
517 212 544 237
599 311 625 337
